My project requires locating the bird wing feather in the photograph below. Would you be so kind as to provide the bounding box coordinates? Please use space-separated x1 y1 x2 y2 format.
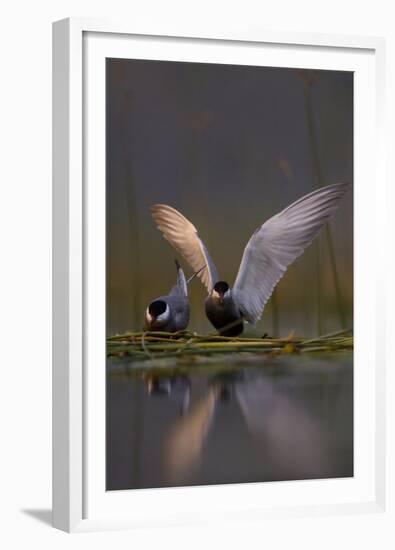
169 263 188 297
150 204 218 293
233 183 350 324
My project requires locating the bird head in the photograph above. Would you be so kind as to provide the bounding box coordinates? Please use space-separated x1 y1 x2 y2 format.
211 281 231 305
145 300 170 329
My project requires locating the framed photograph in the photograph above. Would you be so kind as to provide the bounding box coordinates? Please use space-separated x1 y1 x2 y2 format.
53 18 387 532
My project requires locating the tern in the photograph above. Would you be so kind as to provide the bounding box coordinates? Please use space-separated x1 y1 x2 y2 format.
144 260 204 332
151 183 349 336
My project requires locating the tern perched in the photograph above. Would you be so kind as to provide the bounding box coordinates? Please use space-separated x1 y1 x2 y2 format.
151 183 349 336
144 260 204 332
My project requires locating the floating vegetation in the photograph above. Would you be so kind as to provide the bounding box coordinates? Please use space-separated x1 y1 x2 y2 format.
107 328 353 365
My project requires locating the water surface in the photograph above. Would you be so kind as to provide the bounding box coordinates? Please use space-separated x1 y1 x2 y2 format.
106 352 353 490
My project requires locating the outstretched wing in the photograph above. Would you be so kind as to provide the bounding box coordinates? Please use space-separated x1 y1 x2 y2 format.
151 204 219 293
233 183 350 324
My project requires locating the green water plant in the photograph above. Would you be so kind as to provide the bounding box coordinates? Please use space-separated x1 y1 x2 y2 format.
107 328 353 363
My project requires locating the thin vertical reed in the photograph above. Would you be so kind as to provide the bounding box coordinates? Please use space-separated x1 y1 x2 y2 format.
271 288 280 337
298 70 346 333
120 87 143 330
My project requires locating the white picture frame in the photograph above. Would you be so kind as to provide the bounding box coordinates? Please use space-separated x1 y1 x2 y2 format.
52 17 387 533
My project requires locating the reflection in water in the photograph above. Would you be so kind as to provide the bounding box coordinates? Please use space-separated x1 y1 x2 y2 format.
106 354 353 490
164 385 217 484
147 374 191 416
234 374 328 480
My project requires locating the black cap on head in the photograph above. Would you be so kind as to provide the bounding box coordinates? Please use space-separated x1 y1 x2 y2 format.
148 300 167 317
214 281 229 294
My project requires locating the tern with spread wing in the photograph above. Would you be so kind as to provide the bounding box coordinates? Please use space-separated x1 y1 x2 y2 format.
151 183 349 336
144 260 204 332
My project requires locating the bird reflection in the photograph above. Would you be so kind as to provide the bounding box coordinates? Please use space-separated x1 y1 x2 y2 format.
144 366 331 485
163 385 218 484
234 372 328 479
145 374 191 416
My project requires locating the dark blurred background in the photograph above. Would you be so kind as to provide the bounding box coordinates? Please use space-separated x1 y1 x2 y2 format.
106 58 353 337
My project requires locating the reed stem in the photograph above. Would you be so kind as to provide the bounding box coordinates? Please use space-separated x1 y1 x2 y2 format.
107 330 353 362
299 70 347 332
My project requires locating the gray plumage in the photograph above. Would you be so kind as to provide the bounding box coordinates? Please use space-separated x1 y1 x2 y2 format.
144 261 190 332
151 183 349 335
